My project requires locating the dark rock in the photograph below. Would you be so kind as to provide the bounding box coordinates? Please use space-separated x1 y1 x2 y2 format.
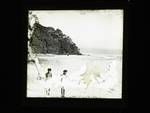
30 23 82 55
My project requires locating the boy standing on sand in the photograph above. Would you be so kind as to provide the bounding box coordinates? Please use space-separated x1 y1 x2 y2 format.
45 68 52 80
60 70 68 98
44 68 52 96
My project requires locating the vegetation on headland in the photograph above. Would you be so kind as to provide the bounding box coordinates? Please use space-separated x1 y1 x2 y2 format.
29 21 81 55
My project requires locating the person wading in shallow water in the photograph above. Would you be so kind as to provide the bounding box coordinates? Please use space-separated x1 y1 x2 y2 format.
60 70 68 98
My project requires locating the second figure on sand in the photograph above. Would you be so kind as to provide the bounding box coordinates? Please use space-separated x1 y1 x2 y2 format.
60 70 68 98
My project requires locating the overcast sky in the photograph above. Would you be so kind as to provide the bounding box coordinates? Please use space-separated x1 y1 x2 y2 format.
30 10 123 50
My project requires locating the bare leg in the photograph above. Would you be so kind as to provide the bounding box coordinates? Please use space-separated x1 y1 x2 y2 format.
61 87 65 98
45 88 50 96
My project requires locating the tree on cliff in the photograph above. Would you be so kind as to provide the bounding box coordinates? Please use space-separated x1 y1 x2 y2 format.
28 11 44 78
30 22 82 55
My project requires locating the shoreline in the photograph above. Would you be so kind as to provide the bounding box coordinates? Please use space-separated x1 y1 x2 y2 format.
27 53 122 98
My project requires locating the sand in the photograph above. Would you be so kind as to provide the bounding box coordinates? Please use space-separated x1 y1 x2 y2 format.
27 54 122 98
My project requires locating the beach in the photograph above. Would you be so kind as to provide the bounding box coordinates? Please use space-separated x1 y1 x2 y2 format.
27 54 122 98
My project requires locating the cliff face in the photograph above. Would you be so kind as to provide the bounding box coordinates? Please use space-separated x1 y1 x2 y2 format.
30 23 81 55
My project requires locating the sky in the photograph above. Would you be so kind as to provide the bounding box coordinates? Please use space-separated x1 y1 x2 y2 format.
30 10 123 51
